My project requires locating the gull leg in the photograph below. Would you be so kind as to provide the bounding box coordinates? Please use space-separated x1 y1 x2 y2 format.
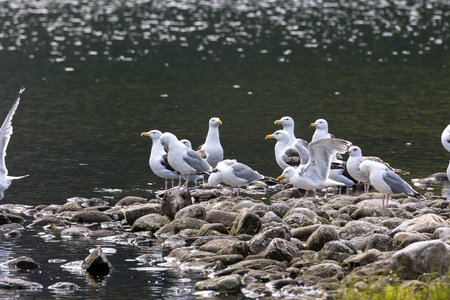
181 174 189 192
164 179 168 192
302 190 309 199
386 195 390 207
178 174 183 187
171 179 174 188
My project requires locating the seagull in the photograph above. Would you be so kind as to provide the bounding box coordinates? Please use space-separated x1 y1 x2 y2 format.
141 130 180 192
347 146 408 193
208 159 264 201
441 124 450 152
180 139 205 188
265 130 302 169
199 117 223 167
310 118 335 142
329 161 358 195
277 138 352 199
160 132 213 191
274 116 309 162
359 160 420 207
447 160 450 182
0 87 28 200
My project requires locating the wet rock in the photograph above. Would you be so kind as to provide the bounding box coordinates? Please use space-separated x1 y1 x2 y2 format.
82 246 113 276
161 188 192 220
168 217 208 233
338 220 389 240
57 202 83 214
199 239 244 253
248 222 291 254
269 202 290 218
1 256 39 270
61 225 92 238
215 259 287 276
48 282 79 291
67 197 109 208
191 189 220 201
264 238 301 262
291 224 321 241
205 210 237 227
71 210 112 223
27 216 71 228
242 282 272 297
131 213 171 233
174 204 206 220
199 223 228 235
364 234 396 252
0 278 43 290
216 241 249 256
0 213 9 225
203 254 245 266
391 240 450 279
394 213 449 234
115 196 147 207
0 223 24 236
194 274 241 292
229 210 261 236
123 203 162 225
306 225 339 251
102 207 125 221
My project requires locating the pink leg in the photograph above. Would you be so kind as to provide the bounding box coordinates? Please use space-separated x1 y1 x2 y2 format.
302 190 309 199
164 179 168 192
181 174 189 192
228 187 237 201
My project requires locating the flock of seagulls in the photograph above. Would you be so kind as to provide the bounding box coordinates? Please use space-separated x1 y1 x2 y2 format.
140 112 448 205
0 88 447 205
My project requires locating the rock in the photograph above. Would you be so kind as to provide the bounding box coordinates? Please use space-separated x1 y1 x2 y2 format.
338 220 389 240
306 225 339 251
71 210 113 223
343 249 380 270
0 223 24 236
161 188 192 220
394 213 449 234
216 241 249 256
351 206 395 219
194 274 241 292
269 202 290 218
205 210 238 227
380 217 404 230
203 254 245 266
115 196 147 207
291 224 321 241
307 263 343 278
1 256 39 270
391 240 450 279
27 216 71 228
0 278 43 290
270 189 303 201
169 217 208 233
216 259 287 276
261 211 285 225
123 203 162 225
61 225 92 238
434 227 450 239
293 199 316 210
131 213 171 233
174 204 206 220
82 246 114 276
48 282 79 291
199 223 228 235
248 222 291 254
57 202 83 213
364 234 396 252
264 238 301 262
229 210 261 236
199 239 244 253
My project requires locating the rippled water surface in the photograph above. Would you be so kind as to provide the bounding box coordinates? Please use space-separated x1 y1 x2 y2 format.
0 0 450 298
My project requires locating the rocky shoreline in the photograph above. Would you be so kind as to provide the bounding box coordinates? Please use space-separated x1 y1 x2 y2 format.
1 182 450 299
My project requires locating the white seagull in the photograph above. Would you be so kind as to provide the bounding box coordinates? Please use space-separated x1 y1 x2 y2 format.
141 130 180 192
180 139 205 188
310 118 335 142
277 138 352 199
0 87 28 200
274 116 309 163
208 159 264 201
441 124 450 152
160 132 213 191
199 117 223 167
359 160 420 207
347 146 408 193
265 130 302 169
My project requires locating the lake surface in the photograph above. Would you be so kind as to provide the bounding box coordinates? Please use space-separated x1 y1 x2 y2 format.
0 0 449 298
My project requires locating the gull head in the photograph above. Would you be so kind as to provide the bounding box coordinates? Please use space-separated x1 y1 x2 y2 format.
274 116 294 127
310 118 328 129
265 130 289 141
209 117 222 127
141 130 162 141
277 166 297 181
347 146 362 157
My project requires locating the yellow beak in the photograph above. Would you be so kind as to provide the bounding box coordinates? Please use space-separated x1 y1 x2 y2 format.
310 123 316 127
141 132 149 136
277 175 284 181
217 120 222 125
274 120 282 125
265 134 274 140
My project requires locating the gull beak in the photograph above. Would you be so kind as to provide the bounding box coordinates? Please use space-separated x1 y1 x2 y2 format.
265 134 274 140
141 132 149 136
277 175 284 181
274 120 282 125
217 120 222 125
310 123 316 127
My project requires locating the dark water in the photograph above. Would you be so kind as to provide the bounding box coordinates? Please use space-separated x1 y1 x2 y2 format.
0 0 450 298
